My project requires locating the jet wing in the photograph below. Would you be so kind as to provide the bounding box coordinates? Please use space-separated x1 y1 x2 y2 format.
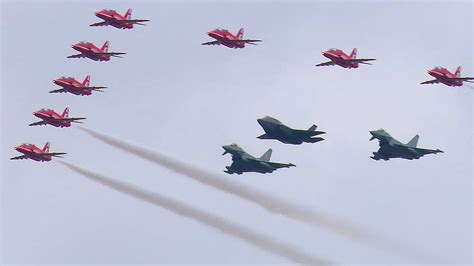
76 86 107 91
345 58 376 64
10 155 27 160
202 41 220 45
246 157 295 168
29 121 48 126
452 77 474 82
118 19 150 24
420 79 439 84
316 61 336 67
414 147 443 155
94 52 126 58
49 88 68 93
265 161 296 169
67 54 86 58
90 22 108 27
231 39 262 44
55 117 86 123
39 152 67 158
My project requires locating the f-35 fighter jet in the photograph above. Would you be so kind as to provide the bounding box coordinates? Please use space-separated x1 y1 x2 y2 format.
257 116 325 145
222 143 295 174
369 129 443 161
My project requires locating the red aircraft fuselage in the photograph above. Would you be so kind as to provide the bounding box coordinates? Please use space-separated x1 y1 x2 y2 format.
70 42 110 61
208 29 245 49
53 76 92 95
14 143 52 162
32 108 71 128
95 9 134 29
322 48 358 68
427 67 462 87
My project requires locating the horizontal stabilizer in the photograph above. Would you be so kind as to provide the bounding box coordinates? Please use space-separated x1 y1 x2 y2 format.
306 137 324 143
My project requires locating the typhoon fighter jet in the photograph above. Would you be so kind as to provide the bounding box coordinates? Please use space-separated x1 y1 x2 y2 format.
421 66 474 87
29 107 86 128
369 129 443 161
257 116 325 144
222 143 295 174
316 48 375 68
90 8 150 29
67 41 126 61
10 142 66 162
202 28 261 49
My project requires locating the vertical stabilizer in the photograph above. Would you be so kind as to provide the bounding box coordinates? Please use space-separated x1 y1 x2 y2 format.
454 66 461 77
83 75 90 86
124 8 132 19
101 41 109 52
308 125 317 131
236 28 244 40
43 142 50 153
62 107 69 118
407 135 419 147
350 48 357 59
259 149 272 161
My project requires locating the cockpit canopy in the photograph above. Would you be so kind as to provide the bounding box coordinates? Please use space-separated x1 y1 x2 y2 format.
101 9 115 12
433 66 446 71
328 48 341 52
78 41 93 45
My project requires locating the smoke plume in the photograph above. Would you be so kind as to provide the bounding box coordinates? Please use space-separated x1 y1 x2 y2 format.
77 126 438 262
58 160 330 265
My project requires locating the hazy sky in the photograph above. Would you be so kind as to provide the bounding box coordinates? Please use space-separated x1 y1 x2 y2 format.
1 0 472 264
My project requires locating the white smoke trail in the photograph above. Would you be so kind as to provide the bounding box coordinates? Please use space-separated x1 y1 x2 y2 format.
77 126 440 263
58 161 330 265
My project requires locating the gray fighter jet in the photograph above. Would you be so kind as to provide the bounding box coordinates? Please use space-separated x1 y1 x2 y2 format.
222 143 295 174
369 129 443 161
257 116 325 144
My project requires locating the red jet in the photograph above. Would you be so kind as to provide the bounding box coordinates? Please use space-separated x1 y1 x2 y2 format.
30 107 86 128
50 75 107 96
90 8 150 29
421 66 474 87
316 48 375 68
10 142 66 162
67 41 125 61
202 28 261 49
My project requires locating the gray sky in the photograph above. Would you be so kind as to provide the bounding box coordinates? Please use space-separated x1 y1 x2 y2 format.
1 0 472 264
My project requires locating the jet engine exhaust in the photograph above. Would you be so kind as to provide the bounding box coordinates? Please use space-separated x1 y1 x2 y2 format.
58 160 329 265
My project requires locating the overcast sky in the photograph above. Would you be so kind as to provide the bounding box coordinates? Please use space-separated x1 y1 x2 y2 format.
1 0 472 264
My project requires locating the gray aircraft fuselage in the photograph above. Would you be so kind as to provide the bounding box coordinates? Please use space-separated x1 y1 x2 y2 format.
257 116 325 145
222 143 295 175
369 129 443 161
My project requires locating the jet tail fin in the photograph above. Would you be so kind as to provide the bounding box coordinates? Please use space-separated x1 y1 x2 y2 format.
124 8 132 19
62 107 69 118
455 66 461 77
259 149 272 161
308 125 317 131
83 75 90 86
350 48 357 59
236 28 244 40
407 135 419 148
101 41 109 52
43 142 50 153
